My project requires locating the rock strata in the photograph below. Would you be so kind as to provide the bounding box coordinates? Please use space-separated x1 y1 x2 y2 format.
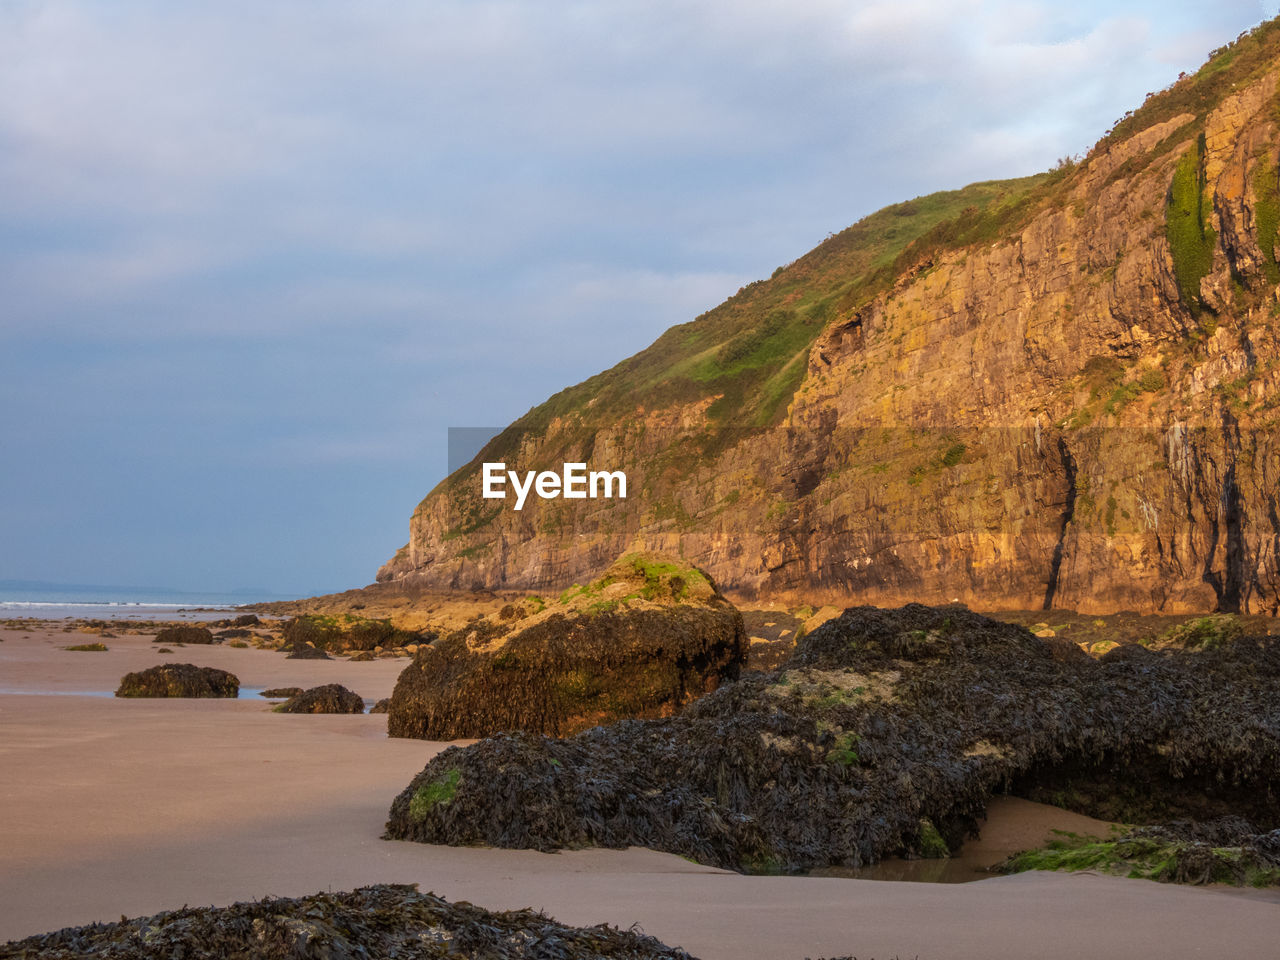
387 553 746 739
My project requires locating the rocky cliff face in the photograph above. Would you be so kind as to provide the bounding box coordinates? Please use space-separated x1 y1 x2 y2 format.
381 23 1280 615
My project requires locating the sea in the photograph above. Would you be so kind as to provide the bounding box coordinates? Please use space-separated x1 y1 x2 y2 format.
0 582 289 621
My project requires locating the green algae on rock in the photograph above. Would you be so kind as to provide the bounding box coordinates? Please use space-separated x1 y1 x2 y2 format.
115 663 239 698
386 553 745 740
0 884 695 960
385 604 1280 876
999 818 1280 887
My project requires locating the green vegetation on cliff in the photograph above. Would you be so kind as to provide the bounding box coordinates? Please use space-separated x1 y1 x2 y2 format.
1098 18 1280 152
1166 135 1215 311
493 174 1053 442
1254 150 1280 283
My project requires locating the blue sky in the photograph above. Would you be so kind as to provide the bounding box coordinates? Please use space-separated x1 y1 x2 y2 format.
2 1 1277 597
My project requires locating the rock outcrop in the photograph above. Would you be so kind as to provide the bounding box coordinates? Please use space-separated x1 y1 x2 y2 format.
378 21 1280 615
152 625 215 645
385 604 1280 877
115 664 239 698
274 684 365 714
386 553 746 740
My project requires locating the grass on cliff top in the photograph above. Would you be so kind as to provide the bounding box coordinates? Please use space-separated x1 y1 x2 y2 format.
464 174 1052 465
490 14 1280 447
1095 15 1280 153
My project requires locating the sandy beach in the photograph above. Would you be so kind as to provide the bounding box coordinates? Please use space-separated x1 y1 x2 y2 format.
2 622 1278 959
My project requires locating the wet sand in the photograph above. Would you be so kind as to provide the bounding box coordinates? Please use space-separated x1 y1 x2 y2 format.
2 623 1278 958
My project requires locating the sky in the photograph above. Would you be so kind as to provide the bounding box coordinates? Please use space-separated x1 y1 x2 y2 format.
2 0 1278 598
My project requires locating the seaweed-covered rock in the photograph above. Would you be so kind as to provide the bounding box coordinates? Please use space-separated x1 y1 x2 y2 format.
281 615 343 650
280 615 427 654
152 624 215 645
370 697 391 714
386 603 1280 875
115 664 239 698
260 687 304 699
283 642 331 660
0 884 694 959
387 553 745 740
274 683 365 714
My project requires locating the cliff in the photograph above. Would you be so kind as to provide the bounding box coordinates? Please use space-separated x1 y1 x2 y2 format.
380 20 1280 615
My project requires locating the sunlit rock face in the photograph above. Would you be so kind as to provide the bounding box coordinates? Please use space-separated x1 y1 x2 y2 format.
386 553 745 740
382 30 1280 615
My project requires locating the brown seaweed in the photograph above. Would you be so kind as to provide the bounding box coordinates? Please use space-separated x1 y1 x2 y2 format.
115 664 239 699
0 884 694 959
386 604 1280 876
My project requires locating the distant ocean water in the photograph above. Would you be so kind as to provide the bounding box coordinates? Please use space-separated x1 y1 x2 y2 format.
0 583 288 620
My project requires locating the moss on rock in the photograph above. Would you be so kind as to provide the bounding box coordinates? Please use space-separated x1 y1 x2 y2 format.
387 553 745 740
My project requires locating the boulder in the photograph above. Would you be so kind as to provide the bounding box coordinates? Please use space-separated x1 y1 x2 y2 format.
274 683 365 714
0 884 691 959
278 615 428 655
369 698 391 714
115 664 239 698
153 625 215 645
387 553 746 740
260 687 304 699
283 642 330 660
